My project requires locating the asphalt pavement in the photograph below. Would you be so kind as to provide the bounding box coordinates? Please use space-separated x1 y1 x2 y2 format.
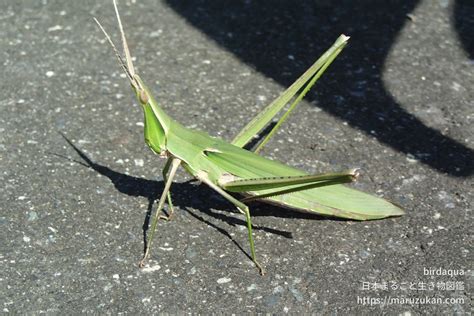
1 0 472 314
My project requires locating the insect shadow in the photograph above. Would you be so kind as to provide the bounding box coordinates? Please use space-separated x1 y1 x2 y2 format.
59 133 354 257
164 0 474 177
454 0 474 60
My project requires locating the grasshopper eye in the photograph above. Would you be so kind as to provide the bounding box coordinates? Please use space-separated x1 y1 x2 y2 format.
139 89 149 104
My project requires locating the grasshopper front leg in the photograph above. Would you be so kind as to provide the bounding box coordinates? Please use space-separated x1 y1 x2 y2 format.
139 158 181 267
159 157 176 221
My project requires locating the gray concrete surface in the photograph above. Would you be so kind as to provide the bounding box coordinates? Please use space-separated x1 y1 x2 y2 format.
1 0 472 314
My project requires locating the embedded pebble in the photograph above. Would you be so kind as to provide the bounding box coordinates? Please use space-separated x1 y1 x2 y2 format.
263 294 280 307
437 191 455 208
47 25 63 32
150 29 163 38
451 82 462 92
247 284 257 291
134 159 144 167
46 71 55 77
289 287 304 302
437 0 449 7
401 174 425 186
438 191 448 199
406 154 417 163
217 277 231 284
159 247 173 251
141 264 161 272
185 247 197 259
28 211 38 221
273 285 284 294
23 236 31 243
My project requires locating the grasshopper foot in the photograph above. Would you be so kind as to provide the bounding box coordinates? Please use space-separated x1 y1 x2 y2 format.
138 252 149 268
159 210 174 221
138 258 147 268
159 214 171 221
255 260 265 276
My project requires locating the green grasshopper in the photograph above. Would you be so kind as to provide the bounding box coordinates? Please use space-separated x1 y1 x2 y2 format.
95 0 403 275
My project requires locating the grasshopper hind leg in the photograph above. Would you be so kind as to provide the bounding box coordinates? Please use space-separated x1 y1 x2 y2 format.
199 175 265 275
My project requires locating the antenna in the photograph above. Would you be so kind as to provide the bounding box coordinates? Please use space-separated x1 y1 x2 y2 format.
94 17 135 85
113 0 135 77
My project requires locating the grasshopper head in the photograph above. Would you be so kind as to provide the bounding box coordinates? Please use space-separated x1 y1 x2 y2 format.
95 1 169 156
94 0 153 105
132 75 150 106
